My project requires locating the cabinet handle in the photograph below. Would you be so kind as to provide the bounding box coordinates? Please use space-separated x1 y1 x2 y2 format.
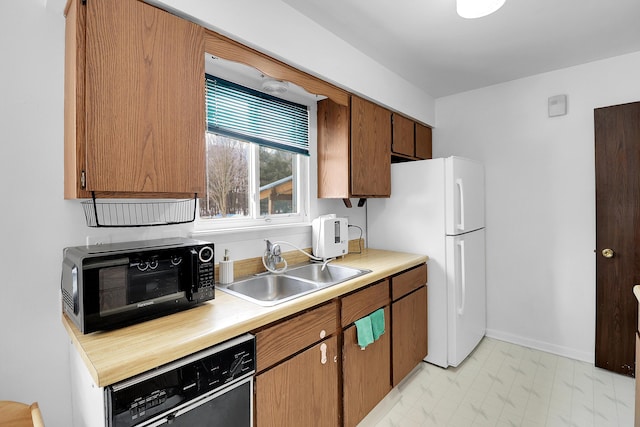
320 343 327 365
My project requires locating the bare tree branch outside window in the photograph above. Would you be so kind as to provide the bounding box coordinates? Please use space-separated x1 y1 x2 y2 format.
199 134 249 218
199 132 300 222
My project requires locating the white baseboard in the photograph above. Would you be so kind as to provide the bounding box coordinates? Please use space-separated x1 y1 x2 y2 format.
356 388 401 427
485 328 594 364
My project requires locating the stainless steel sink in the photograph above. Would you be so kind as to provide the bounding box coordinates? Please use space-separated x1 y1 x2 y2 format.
223 275 320 305
217 263 371 306
284 263 368 284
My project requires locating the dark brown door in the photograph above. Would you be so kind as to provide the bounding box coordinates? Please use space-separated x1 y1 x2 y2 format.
594 101 640 376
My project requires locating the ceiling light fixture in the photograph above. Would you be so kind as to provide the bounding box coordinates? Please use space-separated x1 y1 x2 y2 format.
261 78 289 95
457 0 505 19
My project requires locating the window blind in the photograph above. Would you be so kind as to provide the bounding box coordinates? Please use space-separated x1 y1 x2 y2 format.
205 74 309 156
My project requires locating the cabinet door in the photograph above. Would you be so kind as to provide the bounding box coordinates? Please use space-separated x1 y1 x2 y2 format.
255 336 339 427
317 98 350 198
350 96 391 197
85 0 205 195
392 286 428 386
343 306 391 427
392 113 414 157
415 123 432 160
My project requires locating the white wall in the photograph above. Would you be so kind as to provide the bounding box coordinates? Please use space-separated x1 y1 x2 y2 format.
1 2 73 425
0 1 430 426
434 51 640 362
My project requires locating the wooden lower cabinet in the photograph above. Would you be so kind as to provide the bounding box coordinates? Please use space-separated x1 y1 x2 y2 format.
392 286 428 386
342 306 392 427
254 264 427 426
255 336 339 427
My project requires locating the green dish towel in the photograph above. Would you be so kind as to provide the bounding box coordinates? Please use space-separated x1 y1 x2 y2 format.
370 308 385 341
355 309 386 349
355 316 374 349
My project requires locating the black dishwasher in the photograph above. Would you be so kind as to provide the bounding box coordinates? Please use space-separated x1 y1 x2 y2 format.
105 334 255 427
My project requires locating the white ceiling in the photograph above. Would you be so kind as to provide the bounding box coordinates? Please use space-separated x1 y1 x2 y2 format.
281 0 640 98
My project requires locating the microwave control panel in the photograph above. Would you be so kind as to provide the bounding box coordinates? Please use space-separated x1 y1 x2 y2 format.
191 245 215 302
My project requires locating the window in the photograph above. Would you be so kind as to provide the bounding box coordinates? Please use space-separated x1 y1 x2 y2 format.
198 75 310 229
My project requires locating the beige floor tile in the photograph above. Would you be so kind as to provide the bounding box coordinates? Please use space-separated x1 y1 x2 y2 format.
362 337 635 427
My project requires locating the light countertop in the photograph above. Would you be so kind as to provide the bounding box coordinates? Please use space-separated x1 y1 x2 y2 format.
62 248 428 387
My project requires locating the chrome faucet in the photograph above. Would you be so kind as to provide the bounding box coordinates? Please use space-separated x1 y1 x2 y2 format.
265 240 282 271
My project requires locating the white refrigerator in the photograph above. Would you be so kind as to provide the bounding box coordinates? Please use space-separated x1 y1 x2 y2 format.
368 156 486 368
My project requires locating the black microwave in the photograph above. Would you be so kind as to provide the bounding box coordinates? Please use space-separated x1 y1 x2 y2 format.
61 237 214 334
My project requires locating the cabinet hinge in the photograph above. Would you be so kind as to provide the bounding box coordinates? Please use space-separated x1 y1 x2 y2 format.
80 170 86 189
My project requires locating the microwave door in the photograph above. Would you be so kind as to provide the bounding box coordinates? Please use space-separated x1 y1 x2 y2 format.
127 263 181 303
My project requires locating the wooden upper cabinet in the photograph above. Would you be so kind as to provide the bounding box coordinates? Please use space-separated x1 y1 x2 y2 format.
351 96 391 197
415 122 433 160
391 113 433 161
392 113 415 157
317 98 350 199
317 96 391 200
64 0 205 198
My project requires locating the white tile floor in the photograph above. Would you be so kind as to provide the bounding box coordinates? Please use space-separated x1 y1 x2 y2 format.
359 337 635 427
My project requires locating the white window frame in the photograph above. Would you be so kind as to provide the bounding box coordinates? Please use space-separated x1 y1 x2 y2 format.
194 104 315 232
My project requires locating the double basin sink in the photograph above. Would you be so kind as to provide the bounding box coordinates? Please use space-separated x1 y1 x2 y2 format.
217 263 371 306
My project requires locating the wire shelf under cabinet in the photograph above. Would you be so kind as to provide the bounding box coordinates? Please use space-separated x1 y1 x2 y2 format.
82 195 197 227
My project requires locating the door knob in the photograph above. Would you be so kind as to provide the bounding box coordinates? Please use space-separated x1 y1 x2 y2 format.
602 248 614 258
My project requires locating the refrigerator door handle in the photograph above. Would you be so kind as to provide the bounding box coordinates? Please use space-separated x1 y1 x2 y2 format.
457 240 466 316
456 178 465 231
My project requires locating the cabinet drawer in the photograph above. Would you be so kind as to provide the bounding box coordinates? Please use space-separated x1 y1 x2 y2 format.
341 280 390 327
391 264 427 301
256 301 338 372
